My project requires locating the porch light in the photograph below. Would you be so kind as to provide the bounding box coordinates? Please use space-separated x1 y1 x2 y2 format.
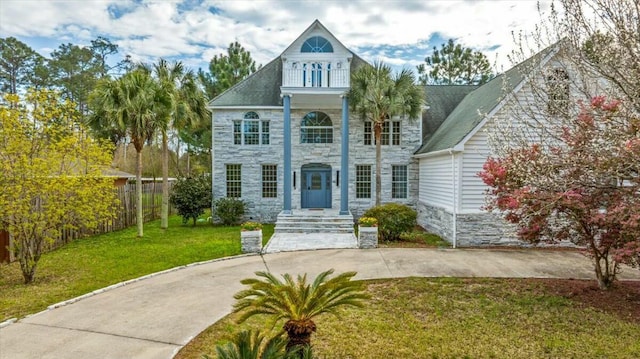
336 61 342 69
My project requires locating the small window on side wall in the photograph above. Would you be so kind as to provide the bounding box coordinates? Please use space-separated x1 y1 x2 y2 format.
546 68 570 116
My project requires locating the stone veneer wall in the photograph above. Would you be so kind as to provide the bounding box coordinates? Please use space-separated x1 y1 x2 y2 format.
212 108 421 222
417 202 454 242
417 202 521 246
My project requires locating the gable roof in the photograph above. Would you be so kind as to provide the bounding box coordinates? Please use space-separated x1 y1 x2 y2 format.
415 45 559 155
422 85 478 142
209 20 370 109
281 19 353 58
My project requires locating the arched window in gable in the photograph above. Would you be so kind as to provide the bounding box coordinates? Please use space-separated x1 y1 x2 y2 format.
301 36 334 53
300 111 333 143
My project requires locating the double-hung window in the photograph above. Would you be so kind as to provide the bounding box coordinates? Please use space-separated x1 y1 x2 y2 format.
392 165 408 199
364 121 401 146
233 112 270 145
225 164 241 198
355 165 372 199
261 165 277 198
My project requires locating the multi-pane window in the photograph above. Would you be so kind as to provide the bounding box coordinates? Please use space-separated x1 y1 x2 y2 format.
546 68 570 116
300 111 333 143
233 112 270 145
225 164 241 198
301 36 334 53
364 121 401 146
392 165 408 199
355 165 372 199
261 165 277 198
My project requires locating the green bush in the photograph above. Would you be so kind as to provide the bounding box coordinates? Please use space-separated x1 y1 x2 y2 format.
363 203 417 241
214 197 246 225
169 175 211 226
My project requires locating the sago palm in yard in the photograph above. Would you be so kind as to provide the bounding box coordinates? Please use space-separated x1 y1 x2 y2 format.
208 330 314 359
232 269 369 352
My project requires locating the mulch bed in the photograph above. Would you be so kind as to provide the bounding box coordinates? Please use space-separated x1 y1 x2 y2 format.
536 278 640 323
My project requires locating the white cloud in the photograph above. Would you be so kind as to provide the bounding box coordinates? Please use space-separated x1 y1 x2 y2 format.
1 0 553 72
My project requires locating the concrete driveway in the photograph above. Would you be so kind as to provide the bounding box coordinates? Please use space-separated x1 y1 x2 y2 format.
1 248 638 359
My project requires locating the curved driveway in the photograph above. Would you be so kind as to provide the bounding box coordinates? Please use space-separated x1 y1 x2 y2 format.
1 248 639 359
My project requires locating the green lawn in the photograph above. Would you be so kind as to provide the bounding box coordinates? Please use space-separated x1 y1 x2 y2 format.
176 277 640 359
0 215 274 321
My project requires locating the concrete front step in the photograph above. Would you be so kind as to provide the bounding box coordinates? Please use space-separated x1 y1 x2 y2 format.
274 209 355 236
275 217 354 223
262 232 358 253
276 222 353 228
275 228 354 234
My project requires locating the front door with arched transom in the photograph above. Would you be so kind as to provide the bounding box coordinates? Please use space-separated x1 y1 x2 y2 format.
301 164 332 208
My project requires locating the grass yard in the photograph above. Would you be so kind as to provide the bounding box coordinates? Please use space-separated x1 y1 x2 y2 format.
176 277 640 359
0 215 274 321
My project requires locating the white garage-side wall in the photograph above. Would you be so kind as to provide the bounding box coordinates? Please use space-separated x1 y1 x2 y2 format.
417 153 459 242
460 129 491 213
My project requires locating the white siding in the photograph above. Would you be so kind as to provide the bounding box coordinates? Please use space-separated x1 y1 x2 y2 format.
418 154 456 210
460 129 492 212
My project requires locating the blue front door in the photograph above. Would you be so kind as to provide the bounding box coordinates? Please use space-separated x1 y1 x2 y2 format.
301 166 331 208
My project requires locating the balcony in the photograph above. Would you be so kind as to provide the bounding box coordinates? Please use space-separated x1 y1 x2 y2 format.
282 63 349 89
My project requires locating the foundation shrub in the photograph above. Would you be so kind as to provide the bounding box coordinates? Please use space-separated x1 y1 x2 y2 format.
363 203 417 241
214 198 246 225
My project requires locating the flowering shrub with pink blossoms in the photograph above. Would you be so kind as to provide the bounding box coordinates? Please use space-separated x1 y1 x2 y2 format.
479 97 640 289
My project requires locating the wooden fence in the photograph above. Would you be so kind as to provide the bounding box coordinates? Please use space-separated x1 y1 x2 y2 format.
0 181 173 263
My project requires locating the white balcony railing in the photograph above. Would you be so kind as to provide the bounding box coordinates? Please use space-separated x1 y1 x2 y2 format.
283 63 349 88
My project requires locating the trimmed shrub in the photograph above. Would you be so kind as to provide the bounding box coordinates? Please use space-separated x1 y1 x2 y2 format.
170 175 211 226
214 198 246 225
363 203 417 241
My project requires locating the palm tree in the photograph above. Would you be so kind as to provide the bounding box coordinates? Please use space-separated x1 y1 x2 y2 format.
349 61 424 205
151 59 208 229
232 269 369 353
89 68 170 237
207 330 290 359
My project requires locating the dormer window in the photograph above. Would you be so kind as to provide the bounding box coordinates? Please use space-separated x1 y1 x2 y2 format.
301 36 333 53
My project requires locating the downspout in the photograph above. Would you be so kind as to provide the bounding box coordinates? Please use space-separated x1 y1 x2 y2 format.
449 149 457 248
210 111 215 221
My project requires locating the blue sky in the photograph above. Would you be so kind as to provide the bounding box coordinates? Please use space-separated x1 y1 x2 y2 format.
0 0 552 75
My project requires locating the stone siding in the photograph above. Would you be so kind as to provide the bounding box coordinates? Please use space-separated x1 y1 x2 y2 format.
358 226 378 249
417 202 521 246
456 212 520 246
212 108 421 222
417 202 454 242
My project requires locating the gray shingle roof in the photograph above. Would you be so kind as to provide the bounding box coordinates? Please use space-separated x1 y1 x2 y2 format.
415 46 557 155
208 57 283 107
422 85 478 142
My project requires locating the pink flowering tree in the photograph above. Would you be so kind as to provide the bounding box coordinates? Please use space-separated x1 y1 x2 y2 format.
479 97 640 290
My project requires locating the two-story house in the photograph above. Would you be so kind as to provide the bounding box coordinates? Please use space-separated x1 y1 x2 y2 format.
209 20 421 226
209 20 580 248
